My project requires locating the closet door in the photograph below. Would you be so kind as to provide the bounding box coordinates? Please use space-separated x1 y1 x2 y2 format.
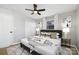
0 13 14 48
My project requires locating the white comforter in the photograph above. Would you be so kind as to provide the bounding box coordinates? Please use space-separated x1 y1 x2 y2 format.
21 36 61 55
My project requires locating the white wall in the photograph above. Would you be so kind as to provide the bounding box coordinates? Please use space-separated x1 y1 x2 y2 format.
25 18 36 38
13 12 25 43
76 6 79 49
42 18 47 29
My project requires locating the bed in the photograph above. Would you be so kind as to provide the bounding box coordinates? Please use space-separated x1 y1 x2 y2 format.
20 30 62 55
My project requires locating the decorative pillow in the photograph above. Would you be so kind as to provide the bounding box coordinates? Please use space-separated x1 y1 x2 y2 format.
41 33 50 38
50 32 57 39
44 40 53 46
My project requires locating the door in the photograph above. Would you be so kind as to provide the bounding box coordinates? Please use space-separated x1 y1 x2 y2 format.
0 13 14 48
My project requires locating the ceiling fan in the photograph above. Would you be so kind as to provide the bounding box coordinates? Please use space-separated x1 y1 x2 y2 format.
25 4 45 15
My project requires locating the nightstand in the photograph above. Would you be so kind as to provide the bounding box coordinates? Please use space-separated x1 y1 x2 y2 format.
61 38 71 48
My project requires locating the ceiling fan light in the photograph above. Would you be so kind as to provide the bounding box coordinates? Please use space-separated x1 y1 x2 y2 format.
34 11 37 13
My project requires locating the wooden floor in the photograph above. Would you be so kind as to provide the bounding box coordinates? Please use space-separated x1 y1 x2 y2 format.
0 44 19 55
0 48 8 55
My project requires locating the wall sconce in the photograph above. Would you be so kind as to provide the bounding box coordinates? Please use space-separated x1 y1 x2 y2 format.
36 27 40 32
36 22 41 36
36 27 40 35
63 27 70 33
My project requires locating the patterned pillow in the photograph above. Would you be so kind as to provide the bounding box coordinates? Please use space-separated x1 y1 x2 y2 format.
44 40 53 46
50 33 57 39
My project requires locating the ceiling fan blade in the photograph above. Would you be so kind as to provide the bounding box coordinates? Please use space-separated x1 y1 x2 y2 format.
37 9 45 11
31 12 34 15
37 12 41 15
25 9 33 11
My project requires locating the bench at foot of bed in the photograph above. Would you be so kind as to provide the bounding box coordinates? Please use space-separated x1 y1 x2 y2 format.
20 43 41 55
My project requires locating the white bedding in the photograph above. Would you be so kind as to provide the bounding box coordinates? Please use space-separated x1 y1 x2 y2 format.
21 36 61 55
34 45 59 55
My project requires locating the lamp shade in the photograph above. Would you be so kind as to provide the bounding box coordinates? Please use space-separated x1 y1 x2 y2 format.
36 28 40 32
63 28 70 33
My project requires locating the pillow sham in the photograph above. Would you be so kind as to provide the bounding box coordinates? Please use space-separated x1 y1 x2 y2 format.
50 33 57 39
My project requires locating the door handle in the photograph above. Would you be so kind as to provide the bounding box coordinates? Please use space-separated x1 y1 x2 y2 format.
10 31 13 33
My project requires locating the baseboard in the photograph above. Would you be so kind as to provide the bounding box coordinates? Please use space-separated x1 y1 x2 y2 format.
5 42 20 48
11 42 20 45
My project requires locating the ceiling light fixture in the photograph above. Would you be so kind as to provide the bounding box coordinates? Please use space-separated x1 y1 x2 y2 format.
34 11 37 14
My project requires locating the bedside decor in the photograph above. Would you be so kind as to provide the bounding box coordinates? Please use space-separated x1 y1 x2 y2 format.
62 16 72 39
61 16 72 48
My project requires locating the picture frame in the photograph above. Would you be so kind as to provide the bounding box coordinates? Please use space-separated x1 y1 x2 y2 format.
47 20 54 29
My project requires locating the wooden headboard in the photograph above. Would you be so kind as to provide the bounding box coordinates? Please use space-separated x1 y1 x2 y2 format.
40 30 62 38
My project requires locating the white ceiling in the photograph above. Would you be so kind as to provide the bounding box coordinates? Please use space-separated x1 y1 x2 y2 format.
0 4 78 19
